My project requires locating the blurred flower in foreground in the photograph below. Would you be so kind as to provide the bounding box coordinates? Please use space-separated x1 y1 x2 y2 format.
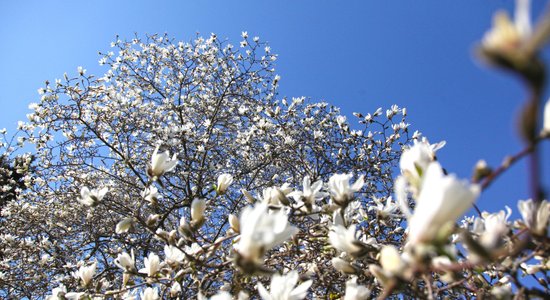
482 0 531 53
406 162 480 246
343 277 370 300
399 139 445 193
518 199 550 236
479 0 550 88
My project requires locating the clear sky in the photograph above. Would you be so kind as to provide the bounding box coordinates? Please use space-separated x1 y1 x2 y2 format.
0 0 548 216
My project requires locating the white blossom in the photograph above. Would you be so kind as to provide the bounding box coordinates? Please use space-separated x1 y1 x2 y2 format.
141 185 160 204
216 173 234 194
75 261 96 287
228 213 240 233
115 217 134 234
407 162 480 246
191 198 207 224
328 174 364 206
114 250 135 272
476 208 512 249
343 277 370 300
164 245 186 265
518 199 550 236
147 145 178 179
140 287 159 300
261 184 292 207
331 257 356 274
329 224 368 257
289 175 328 207
379 245 407 275
78 186 108 207
257 271 312 300
235 203 298 265
482 0 532 52
399 139 444 193
138 252 161 277
46 284 67 300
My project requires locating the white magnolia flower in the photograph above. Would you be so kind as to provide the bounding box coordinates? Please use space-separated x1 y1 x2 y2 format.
138 252 161 277
76 261 96 286
257 271 312 300
379 245 406 275
164 245 186 265
289 175 328 207
482 0 532 52
262 184 292 207
140 287 159 300
114 250 135 272
518 199 550 236
115 217 134 234
343 277 370 300
141 185 160 204
46 284 67 300
78 186 108 207
331 257 356 274
399 139 445 193
477 208 512 249
148 145 178 179
328 173 364 206
369 196 399 219
191 198 207 224
329 224 367 257
235 203 298 265
170 281 182 297
228 213 240 233
407 162 480 246
216 173 234 194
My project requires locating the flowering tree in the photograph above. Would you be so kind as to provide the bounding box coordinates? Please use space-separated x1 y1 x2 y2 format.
0 32 410 299
1 1 550 299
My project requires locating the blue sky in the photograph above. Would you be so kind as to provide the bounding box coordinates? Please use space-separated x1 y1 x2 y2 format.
0 0 548 216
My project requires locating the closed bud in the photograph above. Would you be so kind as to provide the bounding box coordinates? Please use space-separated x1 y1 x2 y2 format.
146 214 160 227
178 216 192 238
331 257 356 274
241 189 256 203
229 214 240 233
191 198 206 228
472 160 492 182
115 217 134 234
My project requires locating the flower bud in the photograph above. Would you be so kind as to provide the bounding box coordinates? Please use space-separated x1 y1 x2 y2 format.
229 214 240 233
331 257 356 274
216 173 234 195
115 217 134 234
191 198 206 227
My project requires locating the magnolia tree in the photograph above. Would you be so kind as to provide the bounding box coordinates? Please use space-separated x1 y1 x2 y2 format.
1 1 550 299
